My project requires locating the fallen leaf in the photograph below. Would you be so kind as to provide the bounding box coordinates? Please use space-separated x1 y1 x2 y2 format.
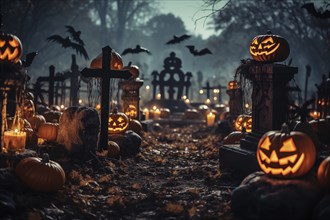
164 202 184 214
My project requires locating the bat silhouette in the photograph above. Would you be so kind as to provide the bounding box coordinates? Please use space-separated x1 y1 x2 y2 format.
302 3 330 19
166 34 191 44
22 51 38 67
122 45 151 55
65 25 85 45
186 45 212 56
47 35 89 60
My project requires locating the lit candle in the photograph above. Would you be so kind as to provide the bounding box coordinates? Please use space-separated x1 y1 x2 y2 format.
3 129 26 152
154 108 161 119
206 112 215 127
143 108 150 120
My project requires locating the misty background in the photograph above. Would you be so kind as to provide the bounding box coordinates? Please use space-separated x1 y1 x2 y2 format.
1 0 329 104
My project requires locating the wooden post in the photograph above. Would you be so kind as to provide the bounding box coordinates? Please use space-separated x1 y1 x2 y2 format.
80 46 131 151
49 65 55 106
70 55 79 106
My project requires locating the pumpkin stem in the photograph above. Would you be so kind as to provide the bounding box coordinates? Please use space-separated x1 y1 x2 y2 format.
281 123 290 135
267 30 272 34
41 153 50 163
112 108 118 114
128 61 132 66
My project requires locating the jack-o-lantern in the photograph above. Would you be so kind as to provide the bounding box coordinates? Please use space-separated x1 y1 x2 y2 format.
90 50 123 70
249 31 290 62
243 116 252 133
108 108 129 134
124 105 138 119
0 32 23 63
123 62 140 79
317 156 330 190
257 124 316 179
227 80 238 90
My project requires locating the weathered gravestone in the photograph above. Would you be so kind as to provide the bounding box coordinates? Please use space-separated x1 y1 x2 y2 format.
146 52 192 112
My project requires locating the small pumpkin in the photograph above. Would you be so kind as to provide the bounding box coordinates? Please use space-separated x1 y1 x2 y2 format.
128 119 143 135
249 31 290 62
123 62 140 79
234 114 249 131
108 108 129 134
227 80 238 90
223 130 247 145
257 124 316 178
15 153 65 192
22 99 35 119
90 50 123 70
242 115 252 133
107 141 120 158
0 32 23 63
26 114 46 131
37 122 59 142
317 156 330 190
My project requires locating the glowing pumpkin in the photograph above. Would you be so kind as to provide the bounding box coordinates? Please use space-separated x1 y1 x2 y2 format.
227 80 238 90
249 31 290 62
0 32 23 63
124 105 138 119
317 156 330 190
90 50 123 70
257 124 316 178
242 116 252 133
108 108 129 134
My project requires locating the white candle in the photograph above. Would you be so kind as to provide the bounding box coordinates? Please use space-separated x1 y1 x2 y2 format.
3 129 26 152
143 108 149 120
206 112 215 127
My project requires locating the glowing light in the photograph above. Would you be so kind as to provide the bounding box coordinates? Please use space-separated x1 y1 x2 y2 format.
146 85 150 90
199 90 204 94
205 99 211 105
156 93 161 100
78 99 83 104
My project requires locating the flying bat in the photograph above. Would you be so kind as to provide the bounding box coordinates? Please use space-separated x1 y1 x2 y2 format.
22 51 38 67
186 45 212 56
65 25 85 45
122 45 151 55
302 3 330 19
165 34 191 44
46 35 89 60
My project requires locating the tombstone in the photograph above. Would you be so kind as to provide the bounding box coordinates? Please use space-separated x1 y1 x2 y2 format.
146 52 192 112
315 73 330 118
119 79 144 120
226 81 243 119
219 63 298 177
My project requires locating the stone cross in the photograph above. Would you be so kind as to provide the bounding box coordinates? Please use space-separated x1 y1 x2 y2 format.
80 46 131 151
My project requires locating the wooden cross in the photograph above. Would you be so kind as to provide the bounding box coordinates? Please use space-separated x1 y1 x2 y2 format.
202 81 212 99
80 46 131 151
36 65 66 106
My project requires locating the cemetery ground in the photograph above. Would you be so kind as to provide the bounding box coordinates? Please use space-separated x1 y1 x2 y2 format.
2 124 239 219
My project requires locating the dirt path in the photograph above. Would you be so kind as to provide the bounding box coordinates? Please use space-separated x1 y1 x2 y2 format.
14 125 239 219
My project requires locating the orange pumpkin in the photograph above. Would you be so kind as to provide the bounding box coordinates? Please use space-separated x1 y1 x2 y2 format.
124 104 138 119
123 62 140 79
15 153 65 192
257 124 316 178
37 122 59 142
107 141 120 158
26 114 46 131
249 31 290 62
90 50 123 70
317 156 330 190
128 119 143 135
0 32 23 63
108 108 129 134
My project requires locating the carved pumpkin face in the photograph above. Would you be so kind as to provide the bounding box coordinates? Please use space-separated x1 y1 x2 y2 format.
243 116 252 133
90 50 123 70
125 105 138 119
0 32 23 63
227 80 238 90
257 124 316 178
249 32 290 62
108 109 129 134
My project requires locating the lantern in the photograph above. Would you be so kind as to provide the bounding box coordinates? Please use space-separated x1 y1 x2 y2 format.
90 50 123 70
0 32 23 63
257 124 316 178
227 80 238 90
108 108 129 134
249 31 290 62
